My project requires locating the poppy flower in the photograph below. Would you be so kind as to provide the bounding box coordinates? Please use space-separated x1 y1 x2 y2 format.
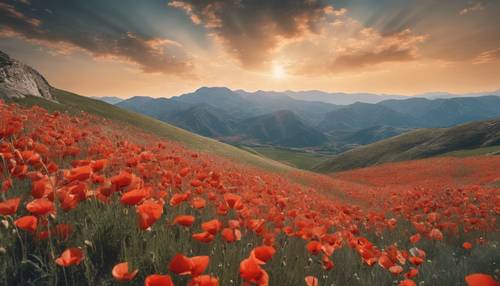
252 246 276 264
121 188 148 206
173 215 195 227
188 275 219 286
14 216 38 233
192 232 215 243
305 276 318 286
408 256 424 266
55 248 84 267
239 256 267 284
405 268 419 279
399 280 417 286
145 274 174 286
462 242 473 250
429 228 443 241
137 201 163 230
378 255 395 269
409 234 421 244
112 262 138 281
170 193 189 206
65 165 92 181
26 199 54 216
389 265 404 276
191 197 206 209
169 253 195 276
201 219 222 235
221 228 238 243
223 193 242 209
190 256 210 276
306 241 322 255
169 253 210 277
0 197 21 216
465 273 499 286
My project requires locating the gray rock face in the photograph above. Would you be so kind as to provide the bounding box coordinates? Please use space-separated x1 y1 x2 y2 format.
0 50 55 101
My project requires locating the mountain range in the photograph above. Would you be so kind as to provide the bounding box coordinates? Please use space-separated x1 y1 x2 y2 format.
114 87 500 149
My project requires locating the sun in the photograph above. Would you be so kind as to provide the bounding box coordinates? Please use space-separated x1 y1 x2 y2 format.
272 64 286 79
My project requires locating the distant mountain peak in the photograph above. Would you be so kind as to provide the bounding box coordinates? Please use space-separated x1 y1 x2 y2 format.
0 50 55 101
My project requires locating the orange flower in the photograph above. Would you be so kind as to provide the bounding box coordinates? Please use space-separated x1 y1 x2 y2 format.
305 276 318 286
55 248 84 267
188 275 219 286
145 274 174 286
465 273 499 286
239 256 268 285
173 215 195 227
399 280 416 286
201 219 222 235
112 262 138 281
306 241 322 255
26 198 54 216
169 253 209 276
462 242 473 250
121 188 148 206
0 197 21 216
136 200 163 230
14 216 38 233
252 246 276 264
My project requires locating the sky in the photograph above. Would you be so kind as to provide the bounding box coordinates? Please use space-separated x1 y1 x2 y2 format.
1 0 499 98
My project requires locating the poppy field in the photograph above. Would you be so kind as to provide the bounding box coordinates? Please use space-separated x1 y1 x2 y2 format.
0 100 499 286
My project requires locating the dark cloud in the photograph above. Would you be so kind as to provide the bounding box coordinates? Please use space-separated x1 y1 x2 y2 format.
169 0 335 68
0 0 193 75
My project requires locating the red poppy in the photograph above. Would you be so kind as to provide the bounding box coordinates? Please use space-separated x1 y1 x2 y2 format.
223 193 242 209
462 242 473 250
173 215 195 227
389 265 404 276
399 280 417 286
240 256 268 285
26 199 55 216
145 274 174 286
0 197 21 216
201 219 222 235
305 276 318 286
55 248 84 267
465 273 499 286
137 201 163 230
121 188 148 206
252 246 276 264
192 232 215 243
188 275 219 286
169 253 195 276
306 241 322 255
14 216 38 233
112 262 138 281
65 165 92 181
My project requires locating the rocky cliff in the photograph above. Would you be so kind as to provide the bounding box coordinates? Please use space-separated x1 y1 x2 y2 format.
0 50 55 101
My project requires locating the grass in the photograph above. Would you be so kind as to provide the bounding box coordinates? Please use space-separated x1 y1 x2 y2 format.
441 145 500 157
315 119 500 173
242 146 333 170
8 90 294 174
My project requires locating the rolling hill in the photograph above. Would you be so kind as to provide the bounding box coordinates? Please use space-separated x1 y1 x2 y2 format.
315 118 500 173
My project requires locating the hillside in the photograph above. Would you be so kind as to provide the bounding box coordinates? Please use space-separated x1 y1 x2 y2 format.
7 90 295 173
168 104 236 137
235 110 328 147
315 118 500 172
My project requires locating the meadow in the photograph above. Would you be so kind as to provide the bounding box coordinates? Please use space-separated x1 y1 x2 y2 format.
0 101 498 286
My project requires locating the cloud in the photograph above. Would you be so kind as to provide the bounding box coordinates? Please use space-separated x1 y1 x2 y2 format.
473 48 500 64
169 0 338 69
0 1 193 75
459 1 485 15
285 17 426 75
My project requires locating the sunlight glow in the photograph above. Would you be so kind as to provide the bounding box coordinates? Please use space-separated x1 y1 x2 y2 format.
272 64 286 79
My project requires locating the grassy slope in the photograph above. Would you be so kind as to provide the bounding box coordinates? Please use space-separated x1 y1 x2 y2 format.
9 89 294 173
315 119 500 173
243 146 333 170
